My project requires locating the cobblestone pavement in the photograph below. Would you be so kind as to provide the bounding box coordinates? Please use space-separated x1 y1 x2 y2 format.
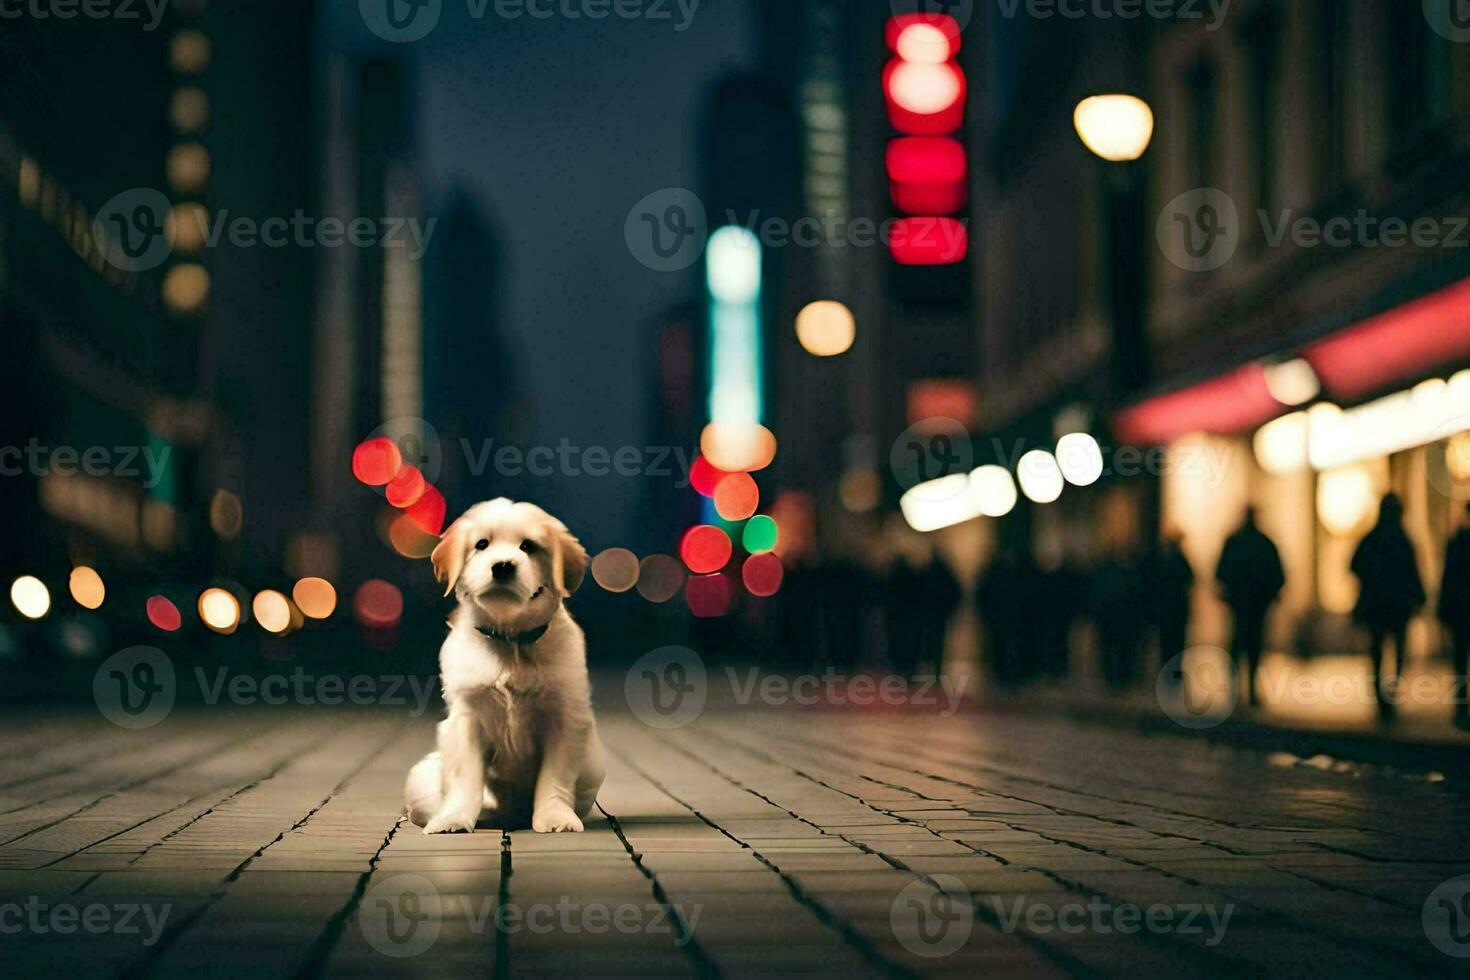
2 701 1469 978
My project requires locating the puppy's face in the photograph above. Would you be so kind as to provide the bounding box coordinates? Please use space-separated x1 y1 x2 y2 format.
432 499 587 628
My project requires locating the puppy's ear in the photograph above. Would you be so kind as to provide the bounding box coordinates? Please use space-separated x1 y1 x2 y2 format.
431 520 468 597
548 521 588 596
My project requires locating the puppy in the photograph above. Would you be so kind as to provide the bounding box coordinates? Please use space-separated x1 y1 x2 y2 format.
405 498 604 834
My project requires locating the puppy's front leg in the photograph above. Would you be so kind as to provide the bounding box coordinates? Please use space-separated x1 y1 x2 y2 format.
424 710 487 835
532 717 589 833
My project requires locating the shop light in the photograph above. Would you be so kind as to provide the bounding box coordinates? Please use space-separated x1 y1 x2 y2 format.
1253 412 1310 475
1073 94 1155 162
971 465 1018 518
900 474 982 533
11 576 50 620
1056 433 1104 487
1318 466 1377 537
706 226 762 306
1263 358 1320 407
795 300 856 357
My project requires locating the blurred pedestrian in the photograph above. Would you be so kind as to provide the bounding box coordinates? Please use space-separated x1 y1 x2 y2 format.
1150 530 1195 686
1439 502 1470 730
1215 509 1285 707
1350 494 1425 721
977 547 1022 685
1092 547 1144 689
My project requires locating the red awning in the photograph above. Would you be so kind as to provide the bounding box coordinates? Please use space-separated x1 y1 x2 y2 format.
1113 275 1470 445
1113 364 1281 445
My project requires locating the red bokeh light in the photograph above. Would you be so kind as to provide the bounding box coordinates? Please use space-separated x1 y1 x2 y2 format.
689 456 729 498
883 59 965 136
884 13 962 60
405 484 447 535
385 465 427 508
713 472 760 522
685 572 734 618
354 579 404 629
680 525 733 575
742 553 784 597
352 437 402 486
887 137 967 214
889 217 968 265
146 595 182 632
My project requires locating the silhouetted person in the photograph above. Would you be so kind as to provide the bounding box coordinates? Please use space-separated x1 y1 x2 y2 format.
887 554 960 677
1439 503 1470 730
1215 509 1285 706
1352 494 1424 721
1092 549 1145 689
1150 531 1196 688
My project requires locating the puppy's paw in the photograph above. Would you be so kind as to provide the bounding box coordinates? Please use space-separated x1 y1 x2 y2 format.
423 811 478 835
532 805 584 834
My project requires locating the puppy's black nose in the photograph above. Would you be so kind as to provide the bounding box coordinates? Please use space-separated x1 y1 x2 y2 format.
492 561 517 582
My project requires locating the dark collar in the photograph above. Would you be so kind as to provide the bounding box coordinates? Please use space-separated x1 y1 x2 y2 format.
475 623 550 647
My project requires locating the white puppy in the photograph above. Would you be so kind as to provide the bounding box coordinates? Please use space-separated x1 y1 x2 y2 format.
405 498 604 834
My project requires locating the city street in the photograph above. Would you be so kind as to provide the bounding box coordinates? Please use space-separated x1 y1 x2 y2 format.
2 695 1466 978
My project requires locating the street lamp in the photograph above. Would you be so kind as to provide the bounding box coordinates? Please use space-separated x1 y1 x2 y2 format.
1073 94 1155 162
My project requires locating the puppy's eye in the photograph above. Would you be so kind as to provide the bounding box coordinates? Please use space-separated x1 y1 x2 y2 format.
520 540 540 555
474 539 490 551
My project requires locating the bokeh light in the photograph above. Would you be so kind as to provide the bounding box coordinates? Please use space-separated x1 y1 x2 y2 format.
742 515 779 554
252 590 292 634
685 573 734 618
1056 433 1105 487
971 465 1019 518
146 595 183 632
1073 94 1155 162
68 566 105 610
742 553 784 597
163 263 210 314
795 301 856 357
352 437 402 486
1264 358 1321 407
354 580 404 629
706 226 762 305
700 423 777 473
887 60 964 115
636 555 686 603
165 143 210 194
1017 450 1065 505
895 22 955 63
292 577 337 619
405 484 447 535
209 488 243 539
680 525 733 575
1318 466 1377 537
198 587 241 634
689 456 728 497
385 465 427 508
168 202 209 253
591 548 640 593
388 513 438 558
11 576 51 619
170 30 211 73
713 472 760 521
